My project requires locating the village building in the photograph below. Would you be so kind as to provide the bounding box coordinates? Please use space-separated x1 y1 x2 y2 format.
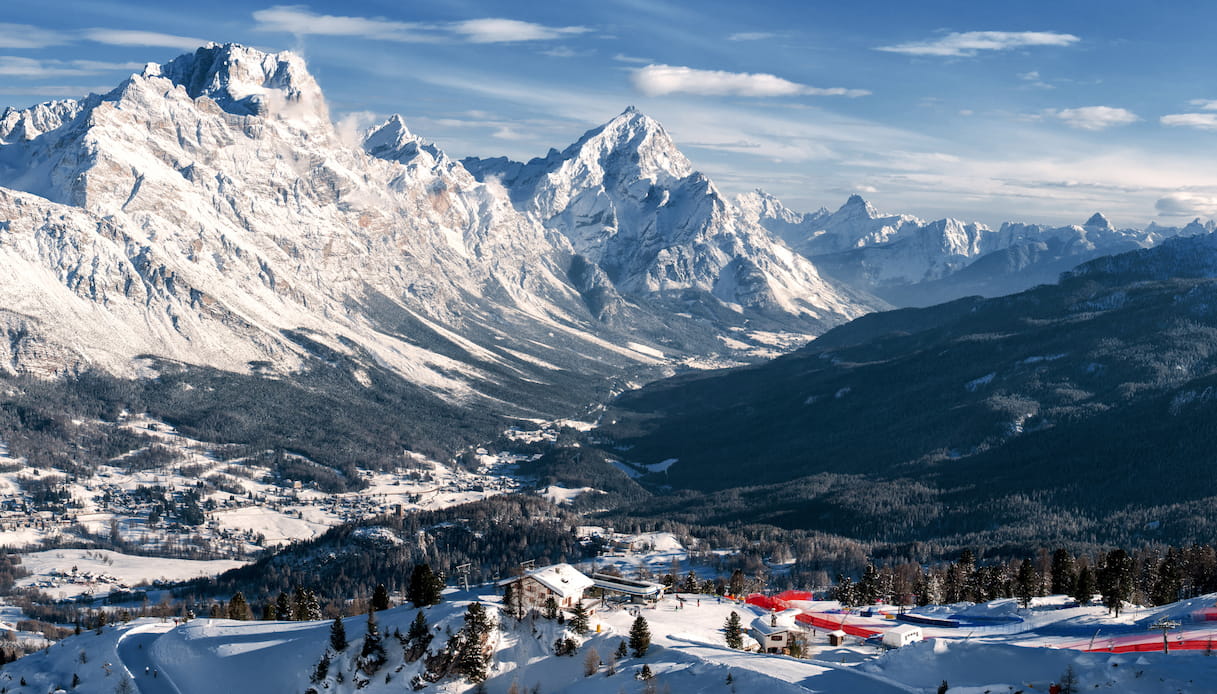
590 573 667 604
750 610 805 654
498 563 594 611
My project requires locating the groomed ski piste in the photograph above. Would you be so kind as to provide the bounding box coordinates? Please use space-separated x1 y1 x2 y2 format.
5 586 1217 693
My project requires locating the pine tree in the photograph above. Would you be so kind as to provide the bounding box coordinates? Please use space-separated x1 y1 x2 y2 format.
724 611 744 649
680 570 698 593
1016 559 1037 609
405 611 433 661
728 569 745 597
330 617 348 651
275 591 291 620
859 564 882 605
638 664 653 680
226 592 251 621
629 615 651 657
570 601 590 635
1073 566 1096 606
311 651 331 683
543 596 559 620
371 583 391 611
1050 549 1077 596
1098 549 1134 616
357 609 387 675
408 564 444 607
615 639 628 659
292 586 310 621
833 575 858 606
455 603 493 682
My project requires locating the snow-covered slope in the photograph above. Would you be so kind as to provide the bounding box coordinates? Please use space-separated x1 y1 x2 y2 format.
463 108 871 328
741 190 1213 306
0 44 871 413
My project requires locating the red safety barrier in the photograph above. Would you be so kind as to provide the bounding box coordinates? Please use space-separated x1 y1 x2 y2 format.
775 590 815 602
745 594 790 612
795 612 883 639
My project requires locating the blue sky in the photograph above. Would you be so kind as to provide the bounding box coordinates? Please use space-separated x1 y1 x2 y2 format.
5 1 1217 227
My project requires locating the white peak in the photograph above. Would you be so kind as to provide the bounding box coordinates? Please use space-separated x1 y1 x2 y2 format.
362 114 441 165
564 107 692 181
156 43 328 123
1083 212 1112 231
835 194 880 219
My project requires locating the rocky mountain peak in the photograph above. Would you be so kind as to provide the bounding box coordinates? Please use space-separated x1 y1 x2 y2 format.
1083 212 1113 231
362 114 441 165
562 106 692 183
151 43 328 123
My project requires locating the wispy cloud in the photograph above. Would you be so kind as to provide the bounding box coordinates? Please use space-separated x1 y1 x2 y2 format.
1161 113 1217 131
0 22 69 49
251 6 434 41
632 65 869 98
1018 70 1054 89
613 53 651 64
83 29 207 50
0 57 145 78
449 18 588 43
877 31 1079 57
253 6 588 44
1049 106 1138 130
1187 99 1217 111
728 32 776 41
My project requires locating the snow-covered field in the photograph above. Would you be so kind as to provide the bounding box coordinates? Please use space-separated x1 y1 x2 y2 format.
6 588 1217 693
15 549 246 600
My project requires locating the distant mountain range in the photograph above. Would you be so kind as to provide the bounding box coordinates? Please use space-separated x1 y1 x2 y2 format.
739 191 1213 307
597 231 1217 547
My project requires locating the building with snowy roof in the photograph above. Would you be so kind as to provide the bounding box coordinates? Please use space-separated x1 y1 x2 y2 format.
498 563 594 612
751 610 805 654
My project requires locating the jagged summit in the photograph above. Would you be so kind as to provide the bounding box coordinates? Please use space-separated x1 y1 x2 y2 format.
362 114 442 165
151 43 328 123
1083 212 1113 231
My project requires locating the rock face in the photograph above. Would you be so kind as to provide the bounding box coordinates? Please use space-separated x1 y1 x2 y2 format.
463 108 869 327
739 190 1213 307
0 44 872 411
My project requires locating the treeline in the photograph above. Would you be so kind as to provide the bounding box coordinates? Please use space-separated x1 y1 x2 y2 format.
178 495 590 609
831 544 1217 613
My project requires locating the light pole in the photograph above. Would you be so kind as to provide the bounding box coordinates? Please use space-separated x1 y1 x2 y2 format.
1150 618 1180 654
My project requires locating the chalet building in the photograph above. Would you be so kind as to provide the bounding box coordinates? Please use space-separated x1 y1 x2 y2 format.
498 563 594 611
751 610 805 654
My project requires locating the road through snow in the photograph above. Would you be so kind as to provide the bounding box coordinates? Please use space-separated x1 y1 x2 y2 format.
117 627 184 694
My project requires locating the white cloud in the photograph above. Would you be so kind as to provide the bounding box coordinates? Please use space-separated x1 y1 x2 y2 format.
1155 192 1217 217
877 31 1079 57
253 6 587 44
728 32 776 41
1049 106 1138 130
1161 113 1217 130
83 29 207 50
613 53 651 64
450 18 588 43
0 23 69 49
631 64 869 98
0 57 142 78
1188 99 1217 111
252 5 434 41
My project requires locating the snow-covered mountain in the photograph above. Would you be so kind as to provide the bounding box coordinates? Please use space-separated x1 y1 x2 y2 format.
463 108 868 325
739 190 1214 306
0 44 871 414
